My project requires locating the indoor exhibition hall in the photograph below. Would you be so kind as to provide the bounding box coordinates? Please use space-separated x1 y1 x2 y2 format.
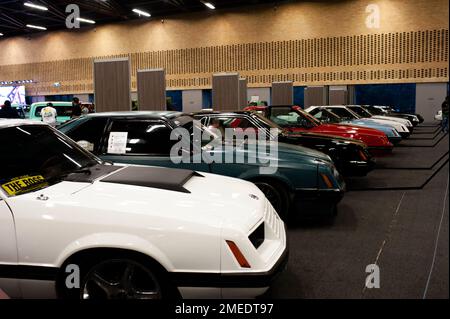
0 0 448 308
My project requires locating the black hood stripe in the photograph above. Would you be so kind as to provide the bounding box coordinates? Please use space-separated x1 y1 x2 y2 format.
100 166 203 193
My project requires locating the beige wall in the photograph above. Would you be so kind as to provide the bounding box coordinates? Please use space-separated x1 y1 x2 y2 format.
0 0 448 96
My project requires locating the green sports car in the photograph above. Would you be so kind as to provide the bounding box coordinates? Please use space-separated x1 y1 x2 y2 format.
59 111 346 220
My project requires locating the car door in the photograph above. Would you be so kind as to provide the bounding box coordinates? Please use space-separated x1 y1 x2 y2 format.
201 115 262 178
0 195 20 298
100 118 210 173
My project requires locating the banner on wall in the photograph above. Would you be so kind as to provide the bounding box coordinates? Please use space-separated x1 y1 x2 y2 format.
0 86 26 105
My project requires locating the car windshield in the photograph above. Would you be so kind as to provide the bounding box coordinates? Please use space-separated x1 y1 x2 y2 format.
0 125 99 197
348 106 373 117
175 115 220 149
367 107 386 115
35 105 72 117
309 108 342 123
326 107 360 120
269 107 319 128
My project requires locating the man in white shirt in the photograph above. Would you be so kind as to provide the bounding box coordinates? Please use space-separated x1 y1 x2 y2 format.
41 102 58 127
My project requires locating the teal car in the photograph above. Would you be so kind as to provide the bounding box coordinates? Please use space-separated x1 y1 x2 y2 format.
59 112 346 220
29 102 73 124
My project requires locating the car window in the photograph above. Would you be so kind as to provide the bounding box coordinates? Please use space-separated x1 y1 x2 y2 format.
326 108 357 120
269 109 316 128
0 125 98 197
367 107 384 115
35 105 72 118
63 117 108 153
349 106 372 117
107 120 173 156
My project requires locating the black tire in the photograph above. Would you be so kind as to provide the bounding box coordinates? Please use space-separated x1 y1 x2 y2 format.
253 180 290 221
58 252 177 299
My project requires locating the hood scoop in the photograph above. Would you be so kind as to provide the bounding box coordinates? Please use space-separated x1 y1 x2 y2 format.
100 166 204 193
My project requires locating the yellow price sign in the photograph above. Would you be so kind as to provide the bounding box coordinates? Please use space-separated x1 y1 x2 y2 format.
1 175 47 196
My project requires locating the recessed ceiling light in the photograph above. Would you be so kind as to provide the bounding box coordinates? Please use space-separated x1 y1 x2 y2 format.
132 8 151 17
26 24 47 30
201 1 215 10
24 2 48 11
0 33 3 36
76 17 96 24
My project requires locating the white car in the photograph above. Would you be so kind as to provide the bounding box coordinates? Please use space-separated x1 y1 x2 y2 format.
0 120 287 299
346 105 413 129
317 105 411 138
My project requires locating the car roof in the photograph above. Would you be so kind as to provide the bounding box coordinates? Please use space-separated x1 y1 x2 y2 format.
31 101 72 106
192 110 253 116
0 119 46 129
85 111 186 120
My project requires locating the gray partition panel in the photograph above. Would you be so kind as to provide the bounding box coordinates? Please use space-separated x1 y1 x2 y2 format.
239 78 248 109
271 81 293 105
94 58 131 112
304 86 328 108
329 90 348 105
212 73 240 111
137 69 166 111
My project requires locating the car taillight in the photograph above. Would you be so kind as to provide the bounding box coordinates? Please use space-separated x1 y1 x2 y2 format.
226 240 251 268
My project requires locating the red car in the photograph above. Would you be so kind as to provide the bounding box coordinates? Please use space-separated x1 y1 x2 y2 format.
244 105 394 155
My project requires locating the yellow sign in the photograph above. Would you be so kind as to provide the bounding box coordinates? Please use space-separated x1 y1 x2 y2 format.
1 175 47 196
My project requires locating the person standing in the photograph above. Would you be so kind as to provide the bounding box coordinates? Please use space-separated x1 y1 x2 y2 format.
442 96 449 133
0 100 20 119
41 102 58 127
71 97 82 119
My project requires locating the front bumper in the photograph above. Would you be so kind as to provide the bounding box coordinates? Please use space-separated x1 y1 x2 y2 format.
388 136 403 145
292 187 345 218
341 158 376 177
399 131 411 138
170 246 289 290
368 145 394 156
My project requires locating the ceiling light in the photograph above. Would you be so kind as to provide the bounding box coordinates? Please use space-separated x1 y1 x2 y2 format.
76 17 96 24
26 24 47 30
24 2 48 11
0 33 3 36
201 1 215 9
132 9 151 17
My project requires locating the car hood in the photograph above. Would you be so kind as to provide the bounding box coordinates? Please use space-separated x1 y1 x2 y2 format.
313 123 386 137
342 120 398 137
37 166 267 233
360 118 407 131
371 115 411 126
285 131 366 147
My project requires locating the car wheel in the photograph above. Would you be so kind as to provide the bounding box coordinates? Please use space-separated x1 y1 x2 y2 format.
59 255 175 300
80 259 162 299
254 181 290 220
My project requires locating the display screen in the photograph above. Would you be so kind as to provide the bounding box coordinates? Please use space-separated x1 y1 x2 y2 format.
0 86 26 105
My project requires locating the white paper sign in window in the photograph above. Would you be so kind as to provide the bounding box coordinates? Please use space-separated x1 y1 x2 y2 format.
107 132 128 154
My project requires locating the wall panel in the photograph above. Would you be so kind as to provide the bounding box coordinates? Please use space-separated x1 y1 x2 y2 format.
93 58 131 112
272 81 294 105
212 73 240 111
137 69 166 111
